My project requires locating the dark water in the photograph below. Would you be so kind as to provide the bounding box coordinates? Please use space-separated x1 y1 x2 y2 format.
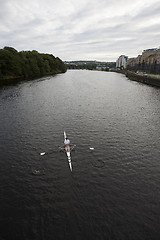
0 70 160 240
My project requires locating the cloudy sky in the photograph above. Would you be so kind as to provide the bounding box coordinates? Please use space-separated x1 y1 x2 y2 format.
0 0 160 61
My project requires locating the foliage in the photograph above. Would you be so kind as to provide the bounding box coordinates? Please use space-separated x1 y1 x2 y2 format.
102 67 109 71
66 61 116 70
0 47 67 82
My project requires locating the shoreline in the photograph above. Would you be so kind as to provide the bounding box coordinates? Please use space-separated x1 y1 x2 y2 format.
0 71 65 87
125 71 160 87
112 69 160 88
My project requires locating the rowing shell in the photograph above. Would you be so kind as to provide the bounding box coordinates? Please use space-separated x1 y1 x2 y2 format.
64 131 72 172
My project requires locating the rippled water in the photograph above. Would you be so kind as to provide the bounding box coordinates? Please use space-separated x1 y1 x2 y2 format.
0 70 160 240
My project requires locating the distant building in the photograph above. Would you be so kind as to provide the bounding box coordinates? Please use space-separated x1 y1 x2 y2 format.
127 47 160 74
96 65 106 70
116 55 128 69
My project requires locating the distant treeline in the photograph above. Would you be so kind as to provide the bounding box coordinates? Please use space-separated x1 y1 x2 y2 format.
0 47 67 84
66 61 116 70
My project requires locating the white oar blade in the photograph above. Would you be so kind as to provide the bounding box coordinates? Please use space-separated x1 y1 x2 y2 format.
90 147 94 150
40 152 46 156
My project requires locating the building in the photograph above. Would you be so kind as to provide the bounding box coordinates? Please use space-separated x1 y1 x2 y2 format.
126 47 160 73
116 55 128 69
96 65 107 70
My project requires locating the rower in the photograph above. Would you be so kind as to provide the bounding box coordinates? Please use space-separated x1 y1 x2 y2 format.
64 137 70 152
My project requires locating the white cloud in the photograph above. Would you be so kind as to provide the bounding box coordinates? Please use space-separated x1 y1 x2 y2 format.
0 0 160 61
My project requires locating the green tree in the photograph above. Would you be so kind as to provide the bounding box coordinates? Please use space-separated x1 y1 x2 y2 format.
0 47 67 84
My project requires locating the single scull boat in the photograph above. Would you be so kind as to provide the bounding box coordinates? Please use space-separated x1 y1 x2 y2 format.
64 131 72 172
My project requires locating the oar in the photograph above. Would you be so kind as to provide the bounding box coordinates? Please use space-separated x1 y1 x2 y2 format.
70 144 76 151
40 146 92 155
40 146 65 156
59 145 65 149
90 147 94 150
40 152 46 156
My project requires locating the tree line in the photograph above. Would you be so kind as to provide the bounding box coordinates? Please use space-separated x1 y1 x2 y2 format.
0 47 67 84
66 61 116 70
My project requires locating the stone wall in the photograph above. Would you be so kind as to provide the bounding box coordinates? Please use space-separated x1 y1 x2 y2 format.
125 71 160 87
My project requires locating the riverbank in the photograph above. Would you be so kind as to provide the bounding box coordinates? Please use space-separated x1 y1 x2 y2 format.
0 71 66 87
112 69 160 87
126 71 160 87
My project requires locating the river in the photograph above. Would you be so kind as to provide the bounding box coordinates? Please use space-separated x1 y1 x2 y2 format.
0 70 160 240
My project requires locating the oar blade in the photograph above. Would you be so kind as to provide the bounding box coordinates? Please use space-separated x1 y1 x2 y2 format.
40 152 46 156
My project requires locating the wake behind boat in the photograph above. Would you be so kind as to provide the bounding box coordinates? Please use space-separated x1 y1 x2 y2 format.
64 131 72 172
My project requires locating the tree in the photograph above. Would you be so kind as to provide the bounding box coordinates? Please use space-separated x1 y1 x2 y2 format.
0 47 67 83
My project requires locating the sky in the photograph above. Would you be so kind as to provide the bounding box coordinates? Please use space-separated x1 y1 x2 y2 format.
0 0 160 62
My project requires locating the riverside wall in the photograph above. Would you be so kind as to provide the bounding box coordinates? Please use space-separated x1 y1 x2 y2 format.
125 71 160 87
112 69 160 88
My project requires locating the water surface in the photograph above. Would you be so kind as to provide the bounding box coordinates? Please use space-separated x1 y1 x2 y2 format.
0 70 160 240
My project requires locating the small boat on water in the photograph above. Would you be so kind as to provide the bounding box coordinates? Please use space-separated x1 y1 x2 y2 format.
40 131 75 172
64 131 72 172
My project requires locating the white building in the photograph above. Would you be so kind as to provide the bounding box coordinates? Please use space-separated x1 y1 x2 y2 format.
96 65 106 70
116 55 128 69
